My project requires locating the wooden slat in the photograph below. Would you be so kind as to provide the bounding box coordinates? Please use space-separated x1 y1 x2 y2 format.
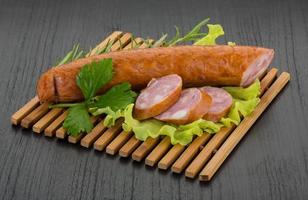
106 131 132 155
171 134 212 173
123 37 143 50
20 103 50 128
21 101 51 129
110 33 132 51
260 68 278 95
80 121 107 148
138 39 154 48
199 72 290 181
158 144 185 170
93 119 123 151
44 110 68 137
87 31 123 56
11 96 40 125
185 126 235 178
32 108 63 133
67 116 99 144
132 138 160 161
68 133 85 144
119 136 141 157
55 127 66 139
145 137 171 166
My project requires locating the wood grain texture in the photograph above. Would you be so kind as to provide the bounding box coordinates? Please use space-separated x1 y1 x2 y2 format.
1 0 308 199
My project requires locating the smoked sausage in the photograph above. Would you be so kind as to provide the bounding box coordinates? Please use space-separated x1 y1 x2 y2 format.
37 45 274 102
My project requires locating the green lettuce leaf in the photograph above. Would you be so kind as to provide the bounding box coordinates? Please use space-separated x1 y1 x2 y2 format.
122 104 222 145
227 41 236 46
194 24 224 45
220 98 260 126
90 106 125 127
220 80 261 126
223 80 261 100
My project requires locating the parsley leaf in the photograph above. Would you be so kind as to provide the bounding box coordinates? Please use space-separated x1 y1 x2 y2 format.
63 105 93 136
90 82 137 112
76 58 113 101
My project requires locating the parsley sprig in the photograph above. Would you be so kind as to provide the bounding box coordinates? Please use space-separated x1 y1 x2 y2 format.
63 105 93 136
89 82 137 114
51 59 136 136
55 39 116 67
76 58 113 101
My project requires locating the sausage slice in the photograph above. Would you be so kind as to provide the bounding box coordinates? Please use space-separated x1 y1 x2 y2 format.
134 74 182 120
154 88 212 125
200 87 233 122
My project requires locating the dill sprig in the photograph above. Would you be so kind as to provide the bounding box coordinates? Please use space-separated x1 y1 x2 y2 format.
56 44 85 66
167 18 210 46
152 33 168 47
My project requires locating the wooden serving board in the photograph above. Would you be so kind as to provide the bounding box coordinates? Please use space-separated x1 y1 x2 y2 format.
10 31 290 181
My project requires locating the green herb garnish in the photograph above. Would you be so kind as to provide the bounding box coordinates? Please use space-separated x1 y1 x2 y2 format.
89 82 137 114
76 58 113 101
166 18 210 46
56 44 85 66
63 105 93 137
56 39 116 67
150 18 234 47
194 24 224 45
51 59 136 136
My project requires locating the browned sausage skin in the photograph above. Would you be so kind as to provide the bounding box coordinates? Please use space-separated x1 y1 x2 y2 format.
133 74 182 120
37 45 274 103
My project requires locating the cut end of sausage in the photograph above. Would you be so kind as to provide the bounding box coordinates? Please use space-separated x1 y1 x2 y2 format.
200 86 233 122
37 71 57 103
154 88 212 125
133 74 182 120
241 48 274 87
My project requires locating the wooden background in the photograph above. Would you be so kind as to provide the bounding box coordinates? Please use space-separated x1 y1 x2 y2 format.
1 0 308 199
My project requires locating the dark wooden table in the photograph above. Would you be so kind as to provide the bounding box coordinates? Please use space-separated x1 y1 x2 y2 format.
1 0 308 199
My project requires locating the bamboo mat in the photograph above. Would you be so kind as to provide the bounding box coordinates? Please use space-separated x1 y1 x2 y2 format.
11 31 290 181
